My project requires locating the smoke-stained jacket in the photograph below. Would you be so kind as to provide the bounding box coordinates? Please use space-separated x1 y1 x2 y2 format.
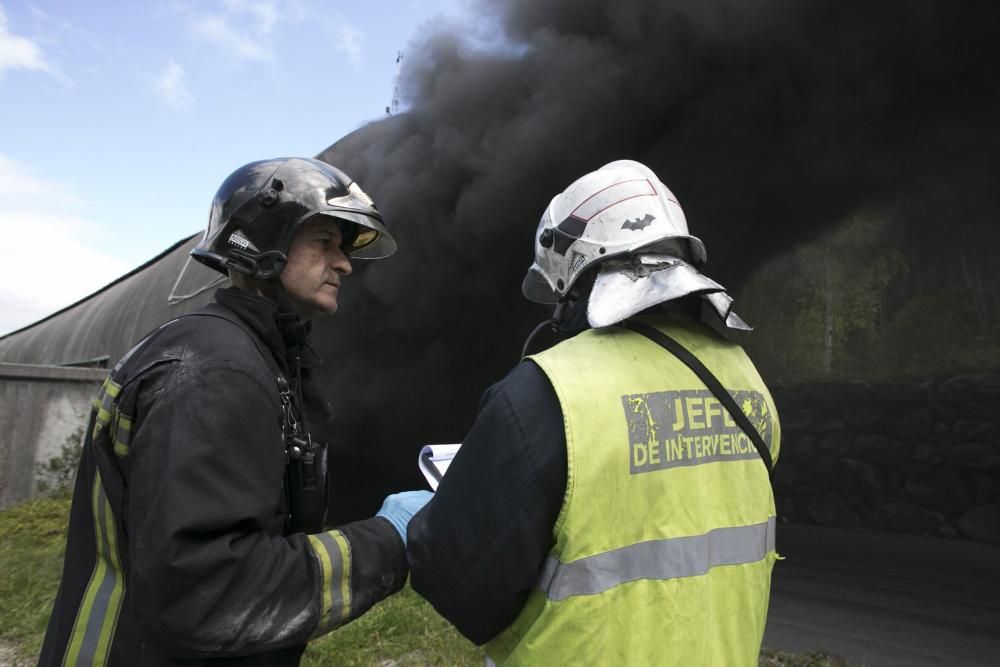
39 288 407 666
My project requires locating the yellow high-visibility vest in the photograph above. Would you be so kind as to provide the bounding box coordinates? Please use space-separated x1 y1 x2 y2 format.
486 313 781 666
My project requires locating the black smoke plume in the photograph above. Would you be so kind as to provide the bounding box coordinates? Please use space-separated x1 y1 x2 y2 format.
313 0 1000 522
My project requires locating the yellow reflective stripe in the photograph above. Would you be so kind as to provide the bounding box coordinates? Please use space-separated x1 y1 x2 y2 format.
113 415 132 457
62 477 104 665
307 531 352 637
95 476 126 662
62 472 126 667
90 378 121 440
308 534 333 632
333 531 352 620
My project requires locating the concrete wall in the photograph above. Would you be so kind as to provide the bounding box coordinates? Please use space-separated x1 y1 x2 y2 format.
0 363 105 509
773 373 1000 544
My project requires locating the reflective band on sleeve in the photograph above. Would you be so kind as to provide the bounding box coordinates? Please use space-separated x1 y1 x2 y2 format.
62 472 126 667
307 531 352 636
112 414 132 457
538 517 776 602
90 377 121 441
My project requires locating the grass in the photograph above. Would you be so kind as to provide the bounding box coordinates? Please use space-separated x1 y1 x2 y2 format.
302 587 482 666
0 497 73 664
2 497 849 666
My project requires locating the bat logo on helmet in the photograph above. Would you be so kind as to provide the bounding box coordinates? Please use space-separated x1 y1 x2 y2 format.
622 214 656 231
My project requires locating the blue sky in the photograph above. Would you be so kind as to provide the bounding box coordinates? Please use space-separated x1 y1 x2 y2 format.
0 0 474 334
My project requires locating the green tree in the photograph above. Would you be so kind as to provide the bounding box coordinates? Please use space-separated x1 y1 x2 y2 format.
739 213 909 382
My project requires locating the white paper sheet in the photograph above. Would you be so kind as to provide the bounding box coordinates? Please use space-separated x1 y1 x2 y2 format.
418 443 461 490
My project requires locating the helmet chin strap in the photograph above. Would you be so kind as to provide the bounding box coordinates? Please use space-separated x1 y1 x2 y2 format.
520 302 565 361
519 273 599 360
270 279 314 432
271 281 309 349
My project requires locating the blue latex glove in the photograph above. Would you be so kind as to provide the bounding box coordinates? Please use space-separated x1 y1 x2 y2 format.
376 490 433 545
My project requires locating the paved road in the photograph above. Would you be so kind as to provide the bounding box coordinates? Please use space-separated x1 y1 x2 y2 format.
764 524 1000 666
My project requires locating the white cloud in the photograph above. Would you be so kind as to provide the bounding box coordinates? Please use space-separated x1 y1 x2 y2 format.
0 155 133 335
186 0 286 63
154 59 194 111
332 20 363 69
190 14 273 62
0 4 52 78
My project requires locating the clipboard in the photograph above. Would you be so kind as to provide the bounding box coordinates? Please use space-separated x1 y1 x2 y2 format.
418 443 461 490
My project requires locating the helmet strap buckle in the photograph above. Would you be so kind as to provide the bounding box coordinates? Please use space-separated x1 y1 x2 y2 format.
252 251 286 280
224 249 287 280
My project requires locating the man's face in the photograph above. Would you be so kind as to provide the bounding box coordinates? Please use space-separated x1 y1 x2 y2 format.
279 216 353 320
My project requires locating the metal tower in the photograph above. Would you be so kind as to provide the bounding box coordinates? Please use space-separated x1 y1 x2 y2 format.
387 51 403 116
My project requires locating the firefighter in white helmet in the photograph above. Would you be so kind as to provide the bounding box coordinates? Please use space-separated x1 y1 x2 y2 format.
408 160 780 666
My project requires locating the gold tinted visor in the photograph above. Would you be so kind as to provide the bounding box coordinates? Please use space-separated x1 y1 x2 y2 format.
350 228 379 252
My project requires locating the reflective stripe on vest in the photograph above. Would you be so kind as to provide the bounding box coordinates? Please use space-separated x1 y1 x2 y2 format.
538 516 776 601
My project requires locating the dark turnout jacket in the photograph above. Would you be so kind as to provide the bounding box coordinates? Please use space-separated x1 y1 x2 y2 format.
408 360 567 644
40 288 407 666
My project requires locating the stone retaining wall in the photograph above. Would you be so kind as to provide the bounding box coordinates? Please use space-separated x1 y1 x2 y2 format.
772 374 1000 544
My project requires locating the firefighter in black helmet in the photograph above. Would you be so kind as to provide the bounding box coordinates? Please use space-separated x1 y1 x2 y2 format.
192 157 397 278
40 158 431 666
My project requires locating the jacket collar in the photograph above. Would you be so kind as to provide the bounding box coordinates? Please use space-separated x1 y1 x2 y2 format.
214 286 294 373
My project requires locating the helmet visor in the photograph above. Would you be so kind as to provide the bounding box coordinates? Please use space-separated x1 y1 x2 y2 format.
522 264 558 304
311 209 397 259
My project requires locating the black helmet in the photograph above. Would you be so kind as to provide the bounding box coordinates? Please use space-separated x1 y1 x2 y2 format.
191 157 396 279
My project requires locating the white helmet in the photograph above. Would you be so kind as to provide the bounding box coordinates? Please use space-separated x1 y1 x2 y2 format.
522 160 707 304
522 160 749 333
